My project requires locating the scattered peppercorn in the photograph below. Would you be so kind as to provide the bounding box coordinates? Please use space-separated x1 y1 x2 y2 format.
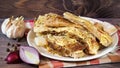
16 43 21 47
6 48 10 52
7 43 11 46
14 46 18 51
6 43 21 53
11 44 15 47
16 38 22 42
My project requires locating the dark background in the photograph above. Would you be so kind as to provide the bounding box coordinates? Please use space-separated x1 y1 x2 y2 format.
0 0 120 18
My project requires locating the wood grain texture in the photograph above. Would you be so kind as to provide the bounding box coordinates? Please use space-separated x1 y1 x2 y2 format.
0 19 120 68
0 0 120 18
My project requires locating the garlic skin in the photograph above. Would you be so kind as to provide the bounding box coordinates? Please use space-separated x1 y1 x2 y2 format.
1 17 26 38
25 22 32 29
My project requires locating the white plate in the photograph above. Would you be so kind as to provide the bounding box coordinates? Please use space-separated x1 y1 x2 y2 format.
27 17 118 61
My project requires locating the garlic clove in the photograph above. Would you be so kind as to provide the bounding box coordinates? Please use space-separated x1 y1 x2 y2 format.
1 16 26 39
1 18 11 34
14 25 25 38
6 24 14 38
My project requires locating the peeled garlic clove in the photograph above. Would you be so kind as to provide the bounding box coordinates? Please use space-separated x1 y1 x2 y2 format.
20 46 40 65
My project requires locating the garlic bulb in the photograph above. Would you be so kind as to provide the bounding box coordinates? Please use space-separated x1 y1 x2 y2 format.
1 16 26 38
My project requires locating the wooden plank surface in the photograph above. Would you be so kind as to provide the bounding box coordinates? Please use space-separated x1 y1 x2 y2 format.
0 19 120 68
0 0 120 18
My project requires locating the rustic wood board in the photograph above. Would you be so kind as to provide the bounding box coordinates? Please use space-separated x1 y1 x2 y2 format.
0 0 120 18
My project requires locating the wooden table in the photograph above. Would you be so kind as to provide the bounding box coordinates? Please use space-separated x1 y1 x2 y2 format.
0 19 120 68
0 0 120 18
